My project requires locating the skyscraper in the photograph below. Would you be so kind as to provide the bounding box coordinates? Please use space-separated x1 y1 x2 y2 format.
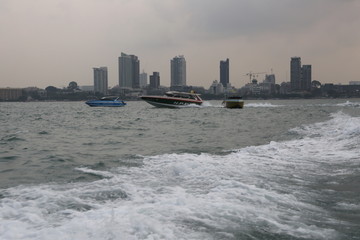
150 72 160 89
118 52 140 89
220 58 229 88
302 65 312 91
139 71 148 88
93 67 108 95
171 55 186 87
290 57 302 91
264 74 276 84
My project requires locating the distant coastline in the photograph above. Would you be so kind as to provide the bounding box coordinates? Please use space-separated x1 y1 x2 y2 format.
1 83 360 102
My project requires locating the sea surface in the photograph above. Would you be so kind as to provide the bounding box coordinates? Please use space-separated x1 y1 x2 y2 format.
1 99 360 240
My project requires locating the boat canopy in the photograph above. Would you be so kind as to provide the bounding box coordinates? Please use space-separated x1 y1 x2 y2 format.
227 96 243 99
165 91 200 100
100 96 119 101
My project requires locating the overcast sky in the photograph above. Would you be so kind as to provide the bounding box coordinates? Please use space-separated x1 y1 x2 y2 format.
1 0 360 89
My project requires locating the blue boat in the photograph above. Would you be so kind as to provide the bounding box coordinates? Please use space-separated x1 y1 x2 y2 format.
85 96 126 107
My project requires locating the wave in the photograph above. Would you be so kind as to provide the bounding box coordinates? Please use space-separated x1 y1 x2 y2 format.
245 102 284 108
185 101 223 108
335 100 360 107
201 101 283 108
1 112 359 239
290 111 360 145
1 130 29 143
200 101 222 108
304 100 360 108
181 101 288 108
74 167 115 178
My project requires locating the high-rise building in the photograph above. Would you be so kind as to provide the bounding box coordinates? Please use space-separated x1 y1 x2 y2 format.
302 65 312 91
93 67 108 95
264 74 276 84
220 58 230 88
209 80 224 95
118 52 140 89
290 57 312 92
171 55 186 87
150 72 160 89
0 88 23 100
290 57 302 91
139 70 148 88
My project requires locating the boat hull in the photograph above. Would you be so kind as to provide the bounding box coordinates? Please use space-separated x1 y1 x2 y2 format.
141 96 202 108
85 100 126 107
223 99 244 109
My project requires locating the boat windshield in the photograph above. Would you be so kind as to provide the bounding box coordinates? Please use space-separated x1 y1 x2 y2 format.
165 92 198 100
100 97 119 101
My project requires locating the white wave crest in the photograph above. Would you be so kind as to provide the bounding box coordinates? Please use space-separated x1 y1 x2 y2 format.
291 111 360 142
2 113 359 240
75 167 115 178
245 102 283 108
336 101 360 107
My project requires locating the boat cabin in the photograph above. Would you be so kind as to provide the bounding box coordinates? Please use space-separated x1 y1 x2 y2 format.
100 96 119 101
165 91 201 100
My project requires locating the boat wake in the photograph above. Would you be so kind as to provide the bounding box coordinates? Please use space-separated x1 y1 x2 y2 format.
336 100 360 107
245 102 283 108
1 112 359 239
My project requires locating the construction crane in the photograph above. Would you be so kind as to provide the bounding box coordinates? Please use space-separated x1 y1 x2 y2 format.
245 71 267 83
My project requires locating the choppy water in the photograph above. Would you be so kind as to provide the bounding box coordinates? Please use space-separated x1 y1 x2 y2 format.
1 99 360 240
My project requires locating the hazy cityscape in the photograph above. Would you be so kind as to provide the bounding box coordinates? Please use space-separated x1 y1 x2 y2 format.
1 54 360 101
1 1 360 239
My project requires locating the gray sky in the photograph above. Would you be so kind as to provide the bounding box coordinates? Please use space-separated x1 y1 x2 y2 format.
1 0 360 89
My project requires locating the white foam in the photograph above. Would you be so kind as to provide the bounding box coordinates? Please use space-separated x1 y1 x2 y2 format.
75 167 115 178
196 101 223 108
200 101 221 108
336 101 360 107
245 102 283 108
290 111 360 151
172 101 221 108
335 202 360 211
2 112 359 239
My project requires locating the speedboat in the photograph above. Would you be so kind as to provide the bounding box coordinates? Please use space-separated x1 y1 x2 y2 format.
223 96 244 109
85 96 126 107
141 91 203 108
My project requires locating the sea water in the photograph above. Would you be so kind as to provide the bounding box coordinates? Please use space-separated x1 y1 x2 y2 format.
0 99 359 240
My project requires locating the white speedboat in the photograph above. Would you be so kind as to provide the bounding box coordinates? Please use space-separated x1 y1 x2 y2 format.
85 96 126 107
141 91 203 108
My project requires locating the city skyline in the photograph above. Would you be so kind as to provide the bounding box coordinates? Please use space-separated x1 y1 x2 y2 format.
1 0 360 89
